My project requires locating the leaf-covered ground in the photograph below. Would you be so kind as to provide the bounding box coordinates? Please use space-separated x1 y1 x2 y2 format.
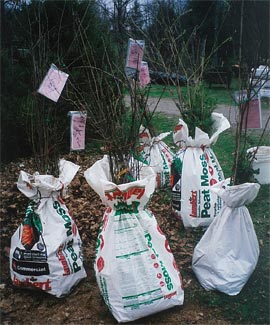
0 152 264 324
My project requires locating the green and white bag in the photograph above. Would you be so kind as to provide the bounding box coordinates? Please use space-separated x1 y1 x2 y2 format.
171 113 230 228
10 159 86 297
84 155 184 323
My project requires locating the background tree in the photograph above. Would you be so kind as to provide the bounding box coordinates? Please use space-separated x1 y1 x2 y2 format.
1 0 269 166
209 0 270 70
145 0 183 71
126 0 144 39
1 0 116 172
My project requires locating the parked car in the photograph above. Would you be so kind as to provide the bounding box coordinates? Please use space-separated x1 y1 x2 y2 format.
259 81 270 98
149 70 187 86
252 65 269 79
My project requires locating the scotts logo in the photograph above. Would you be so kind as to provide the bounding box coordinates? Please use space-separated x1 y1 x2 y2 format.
53 200 73 237
105 187 145 202
13 275 51 291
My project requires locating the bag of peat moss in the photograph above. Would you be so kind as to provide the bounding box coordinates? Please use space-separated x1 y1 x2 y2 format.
139 125 174 189
10 159 86 297
84 155 184 323
171 113 230 228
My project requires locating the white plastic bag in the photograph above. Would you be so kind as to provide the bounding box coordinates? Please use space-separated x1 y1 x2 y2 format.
139 126 174 189
84 156 184 323
10 159 87 297
192 180 260 295
171 113 230 228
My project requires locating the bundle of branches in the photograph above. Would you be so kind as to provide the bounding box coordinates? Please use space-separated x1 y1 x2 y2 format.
175 81 216 138
66 27 158 184
21 93 69 176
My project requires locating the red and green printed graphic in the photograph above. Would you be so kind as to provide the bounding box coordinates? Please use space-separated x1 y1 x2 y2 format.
21 202 42 250
105 186 145 201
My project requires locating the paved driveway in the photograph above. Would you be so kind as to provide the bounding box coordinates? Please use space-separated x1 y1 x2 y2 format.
127 97 270 130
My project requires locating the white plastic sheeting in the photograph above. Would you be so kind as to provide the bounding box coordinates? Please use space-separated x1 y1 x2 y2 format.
192 180 260 296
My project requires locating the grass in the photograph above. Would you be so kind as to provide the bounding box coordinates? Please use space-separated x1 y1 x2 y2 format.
212 129 270 179
199 133 269 324
84 107 269 323
186 183 270 325
147 78 270 109
152 113 270 181
152 114 270 325
147 79 238 106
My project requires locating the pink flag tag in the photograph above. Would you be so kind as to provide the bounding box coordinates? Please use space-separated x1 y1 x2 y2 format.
126 39 145 70
68 111 87 151
38 64 69 102
139 61 150 87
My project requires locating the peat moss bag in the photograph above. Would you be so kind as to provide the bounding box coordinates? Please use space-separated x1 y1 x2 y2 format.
10 159 87 297
84 155 184 323
139 126 174 189
171 113 230 228
192 181 260 295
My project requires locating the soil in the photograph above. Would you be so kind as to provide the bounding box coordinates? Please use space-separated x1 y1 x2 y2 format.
0 152 231 325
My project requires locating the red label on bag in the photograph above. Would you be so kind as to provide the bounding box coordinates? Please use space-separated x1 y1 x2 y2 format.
13 275 52 291
189 190 197 217
174 124 183 133
105 186 145 201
